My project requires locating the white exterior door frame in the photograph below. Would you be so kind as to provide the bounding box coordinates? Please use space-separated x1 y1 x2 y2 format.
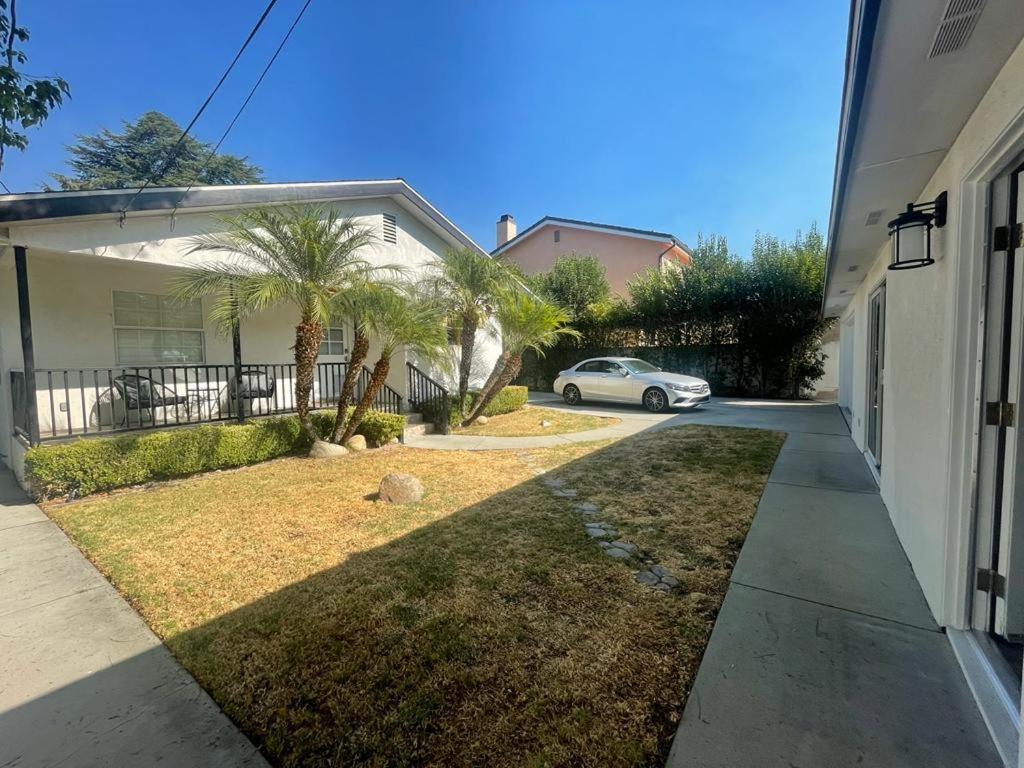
939 108 1024 768
945 104 1024 633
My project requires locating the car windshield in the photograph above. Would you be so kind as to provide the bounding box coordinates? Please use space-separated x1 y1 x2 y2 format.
620 359 660 374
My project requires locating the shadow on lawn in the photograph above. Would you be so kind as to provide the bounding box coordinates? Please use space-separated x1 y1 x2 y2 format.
5 422 786 768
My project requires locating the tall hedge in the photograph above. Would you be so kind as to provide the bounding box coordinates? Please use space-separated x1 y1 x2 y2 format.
518 228 834 399
26 409 405 499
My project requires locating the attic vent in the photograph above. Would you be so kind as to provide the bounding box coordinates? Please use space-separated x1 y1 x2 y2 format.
865 210 884 226
929 0 986 58
382 212 397 244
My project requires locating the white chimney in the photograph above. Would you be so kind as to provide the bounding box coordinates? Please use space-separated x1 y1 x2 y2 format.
496 214 516 247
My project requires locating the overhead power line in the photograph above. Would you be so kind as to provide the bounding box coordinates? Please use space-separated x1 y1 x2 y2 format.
174 0 315 210
118 0 280 224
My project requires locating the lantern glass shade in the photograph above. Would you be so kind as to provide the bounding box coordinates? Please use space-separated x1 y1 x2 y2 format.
888 210 934 270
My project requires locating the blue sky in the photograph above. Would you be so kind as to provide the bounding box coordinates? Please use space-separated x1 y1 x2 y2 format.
6 1 848 257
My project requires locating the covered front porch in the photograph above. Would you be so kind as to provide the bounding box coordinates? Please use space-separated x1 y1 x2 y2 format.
0 244 438 473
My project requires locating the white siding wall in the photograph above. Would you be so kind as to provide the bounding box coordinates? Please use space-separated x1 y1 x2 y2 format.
840 36 1024 624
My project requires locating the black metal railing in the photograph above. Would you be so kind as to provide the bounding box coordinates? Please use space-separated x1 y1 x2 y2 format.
16 361 403 443
10 370 30 440
406 362 451 435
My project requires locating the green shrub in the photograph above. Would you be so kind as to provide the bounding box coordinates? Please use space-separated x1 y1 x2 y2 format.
419 385 529 428
481 385 528 417
25 409 406 499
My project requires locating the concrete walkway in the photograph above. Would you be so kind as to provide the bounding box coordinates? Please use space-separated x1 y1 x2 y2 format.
663 406 1002 767
406 393 852 450
0 471 268 767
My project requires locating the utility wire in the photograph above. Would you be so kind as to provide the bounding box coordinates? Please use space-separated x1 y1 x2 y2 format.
118 0 280 224
174 0 314 210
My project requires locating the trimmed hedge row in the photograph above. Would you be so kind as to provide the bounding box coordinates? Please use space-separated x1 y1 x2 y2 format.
25 409 406 500
421 385 529 429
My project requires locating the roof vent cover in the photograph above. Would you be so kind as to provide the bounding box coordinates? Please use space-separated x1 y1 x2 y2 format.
382 212 397 244
929 0 986 58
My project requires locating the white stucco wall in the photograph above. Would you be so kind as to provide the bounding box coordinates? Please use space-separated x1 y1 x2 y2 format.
0 197 500 470
840 36 1024 624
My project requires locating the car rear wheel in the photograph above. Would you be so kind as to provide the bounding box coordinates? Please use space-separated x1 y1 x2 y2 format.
642 387 668 413
563 384 582 406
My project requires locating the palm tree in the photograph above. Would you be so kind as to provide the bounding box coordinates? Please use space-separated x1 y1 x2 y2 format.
328 280 387 443
430 248 513 415
340 284 448 443
172 205 376 441
463 291 578 427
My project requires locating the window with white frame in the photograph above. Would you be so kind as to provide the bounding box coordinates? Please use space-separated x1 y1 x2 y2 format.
113 291 205 365
320 320 346 356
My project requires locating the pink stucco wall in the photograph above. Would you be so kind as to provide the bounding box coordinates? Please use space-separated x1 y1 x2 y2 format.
498 224 690 296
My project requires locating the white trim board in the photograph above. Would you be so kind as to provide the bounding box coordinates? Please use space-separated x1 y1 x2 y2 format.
948 628 1020 768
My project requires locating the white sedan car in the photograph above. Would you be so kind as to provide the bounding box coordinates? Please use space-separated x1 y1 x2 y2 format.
553 357 711 413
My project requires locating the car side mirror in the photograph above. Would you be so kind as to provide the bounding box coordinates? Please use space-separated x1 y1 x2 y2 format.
620 369 630 377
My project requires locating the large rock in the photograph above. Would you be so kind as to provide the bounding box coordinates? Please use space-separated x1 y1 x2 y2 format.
476 415 489 425
379 473 424 504
309 440 349 458
345 434 367 451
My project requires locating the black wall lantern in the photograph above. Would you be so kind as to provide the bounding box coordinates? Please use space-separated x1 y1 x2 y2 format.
887 191 947 270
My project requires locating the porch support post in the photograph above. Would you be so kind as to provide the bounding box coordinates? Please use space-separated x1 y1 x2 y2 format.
14 245 40 446
231 293 244 424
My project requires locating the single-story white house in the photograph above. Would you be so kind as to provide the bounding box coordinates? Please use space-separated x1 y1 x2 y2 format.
0 179 500 479
826 0 1024 763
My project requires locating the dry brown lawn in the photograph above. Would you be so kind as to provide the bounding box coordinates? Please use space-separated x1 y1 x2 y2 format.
458 404 618 437
46 424 784 768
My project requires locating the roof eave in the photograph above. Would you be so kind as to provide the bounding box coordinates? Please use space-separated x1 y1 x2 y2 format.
822 0 883 317
0 179 489 258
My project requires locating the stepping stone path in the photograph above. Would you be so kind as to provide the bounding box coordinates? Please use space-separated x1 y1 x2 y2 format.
518 451 683 594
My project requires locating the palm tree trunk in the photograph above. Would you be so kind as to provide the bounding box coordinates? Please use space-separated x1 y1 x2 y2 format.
331 327 370 442
342 356 390 444
463 355 521 427
457 313 478 414
294 320 324 441
464 350 509 421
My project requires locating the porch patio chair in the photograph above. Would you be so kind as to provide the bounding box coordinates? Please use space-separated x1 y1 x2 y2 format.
92 373 191 429
228 369 276 417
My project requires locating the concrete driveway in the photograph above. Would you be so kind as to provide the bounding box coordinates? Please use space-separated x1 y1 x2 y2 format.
527 391 851 435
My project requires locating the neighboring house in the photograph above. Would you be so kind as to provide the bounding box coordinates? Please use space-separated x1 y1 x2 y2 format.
826 1 1024 763
491 214 692 295
0 179 499 479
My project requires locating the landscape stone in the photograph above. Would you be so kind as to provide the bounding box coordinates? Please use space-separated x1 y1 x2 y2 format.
661 575 680 589
379 473 424 504
586 528 610 538
345 434 367 451
650 564 669 578
636 570 660 586
540 420 553 428
477 415 489 425
553 488 578 498
610 540 639 554
309 440 348 458
604 547 632 559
